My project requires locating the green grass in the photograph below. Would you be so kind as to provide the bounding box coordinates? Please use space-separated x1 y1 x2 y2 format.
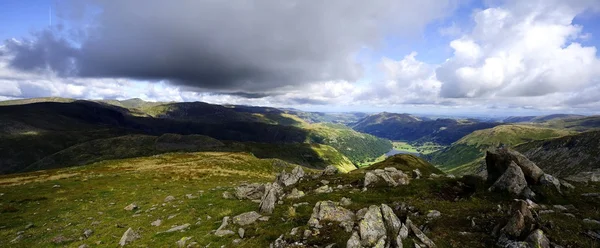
393 141 444 155
1 153 599 247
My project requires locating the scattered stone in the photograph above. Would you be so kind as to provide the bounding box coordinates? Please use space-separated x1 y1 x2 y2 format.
124 203 138 211
581 193 600 197
525 229 550 248
488 162 527 195
235 183 266 200
222 192 235 199
24 223 34 229
232 211 262 226
185 194 196 199
364 172 380 188
408 218 436 248
258 216 270 222
176 236 192 248
426 210 441 219
78 244 89 248
314 185 333 194
83 229 93 238
303 229 312 238
583 218 600 225
308 201 355 230
10 235 23 243
168 214 178 220
238 228 245 238
164 224 190 233
321 180 330 185
276 166 305 187
259 183 282 214
51 235 71 244
521 187 536 200
118 228 140 247
286 188 305 199
164 196 176 202
539 210 555 215
215 217 235 237
323 165 339 176
413 169 422 179
553 205 568 211
233 238 242 245
540 174 562 192
347 231 361 248
290 227 299 236
53 184 61 188
359 205 386 246
340 197 352 206
151 219 162 227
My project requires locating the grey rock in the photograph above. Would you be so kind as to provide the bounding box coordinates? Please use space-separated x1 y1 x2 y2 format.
521 187 536 200
83 229 93 238
323 165 339 176
277 166 305 187
413 169 422 179
290 227 299 236
525 229 550 248
488 162 527 195
303 229 312 238
124 203 138 211
222 191 235 199
540 174 561 192
426 210 441 219
381 204 401 236
151 219 162 226
321 180 330 185
399 223 409 239
560 180 575 190
486 148 544 184
271 235 288 248
259 183 282 214
78 245 89 248
238 228 245 238
235 183 266 200
364 172 380 187
583 218 600 225
359 205 386 247
25 223 34 229
308 201 355 229
340 197 352 206
164 195 175 202
373 167 410 187
258 216 270 222
176 237 192 248
164 223 190 233
286 188 305 199
232 211 262 226
356 208 368 220
215 216 235 237
51 235 71 244
408 219 436 248
118 228 140 247
314 185 333 194
185 194 196 199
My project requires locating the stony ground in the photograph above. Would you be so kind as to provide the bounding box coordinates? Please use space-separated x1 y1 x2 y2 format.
0 153 599 247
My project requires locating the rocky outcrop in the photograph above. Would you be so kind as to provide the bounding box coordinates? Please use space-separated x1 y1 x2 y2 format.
323 165 339 176
214 216 235 237
286 188 305 199
259 183 282 214
359 205 387 246
118 228 140 247
488 162 528 195
486 148 544 184
364 167 410 188
235 183 266 200
232 211 262 226
308 201 355 230
276 166 305 187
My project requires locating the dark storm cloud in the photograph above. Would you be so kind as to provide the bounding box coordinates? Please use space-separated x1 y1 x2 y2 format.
4 0 457 94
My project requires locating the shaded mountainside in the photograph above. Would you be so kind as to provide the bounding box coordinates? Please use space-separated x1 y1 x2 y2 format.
352 112 499 145
516 131 600 181
0 98 389 174
428 124 574 175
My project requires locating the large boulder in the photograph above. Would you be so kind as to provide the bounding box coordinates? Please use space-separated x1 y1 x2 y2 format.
259 183 282 214
235 183 265 200
276 166 305 187
232 211 262 226
359 205 387 247
118 228 140 247
488 162 528 195
308 201 355 229
364 168 410 188
500 200 534 238
486 148 544 184
525 229 550 248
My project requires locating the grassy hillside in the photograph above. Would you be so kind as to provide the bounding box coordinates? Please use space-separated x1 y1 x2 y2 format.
428 124 573 174
352 112 499 145
516 130 600 179
1 152 598 247
503 114 585 123
306 123 392 166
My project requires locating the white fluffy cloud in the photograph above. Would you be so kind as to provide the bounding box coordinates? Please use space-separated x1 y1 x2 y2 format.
437 0 600 99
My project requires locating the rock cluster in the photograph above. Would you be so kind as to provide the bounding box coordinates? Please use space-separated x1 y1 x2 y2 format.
364 167 410 188
486 148 572 197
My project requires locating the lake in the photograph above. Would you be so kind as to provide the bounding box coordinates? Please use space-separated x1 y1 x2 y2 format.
385 149 420 157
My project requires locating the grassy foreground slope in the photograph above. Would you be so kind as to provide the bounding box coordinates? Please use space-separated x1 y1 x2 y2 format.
428 125 573 175
1 154 598 247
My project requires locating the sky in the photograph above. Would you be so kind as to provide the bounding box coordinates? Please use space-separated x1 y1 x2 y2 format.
1 0 600 116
